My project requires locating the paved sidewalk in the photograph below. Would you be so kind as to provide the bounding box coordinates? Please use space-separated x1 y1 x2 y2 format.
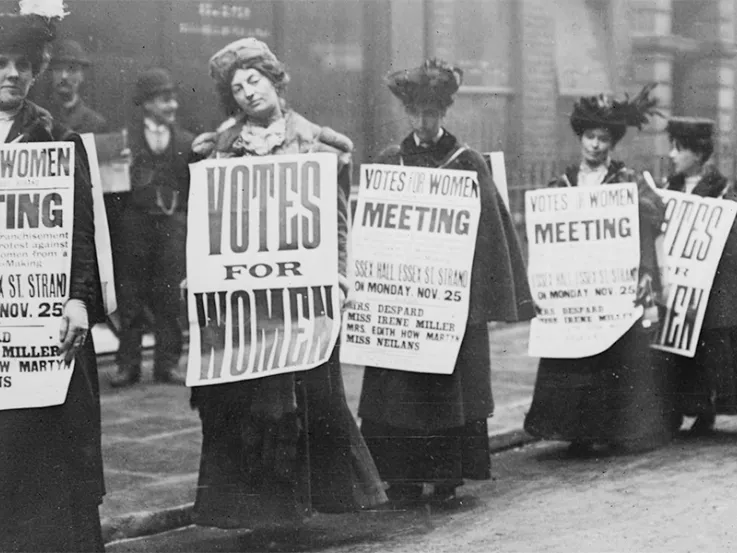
96 322 536 542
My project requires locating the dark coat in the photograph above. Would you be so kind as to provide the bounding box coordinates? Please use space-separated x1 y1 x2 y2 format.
358 131 534 432
524 160 674 449
128 120 195 215
49 97 108 135
0 101 105 552
666 167 737 329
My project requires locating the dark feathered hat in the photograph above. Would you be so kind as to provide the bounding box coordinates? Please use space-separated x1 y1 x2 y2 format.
133 67 176 106
0 0 66 75
386 58 463 111
570 83 661 145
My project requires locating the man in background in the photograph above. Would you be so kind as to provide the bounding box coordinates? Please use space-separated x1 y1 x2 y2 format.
110 68 193 387
48 38 107 133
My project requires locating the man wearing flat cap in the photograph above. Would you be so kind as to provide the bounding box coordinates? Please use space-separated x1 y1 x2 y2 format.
48 38 106 134
110 68 194 387
664 116 737 435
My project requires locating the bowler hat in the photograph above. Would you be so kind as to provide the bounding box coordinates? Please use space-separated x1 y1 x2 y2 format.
386 58 463 111
50 39 90 66
133 67 176 106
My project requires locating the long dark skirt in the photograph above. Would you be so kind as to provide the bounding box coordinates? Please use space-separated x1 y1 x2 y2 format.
0 338 104 553
675 327 737 417
361 418 491 487
524 322 675 451
358 324 494 486
191 348 387 529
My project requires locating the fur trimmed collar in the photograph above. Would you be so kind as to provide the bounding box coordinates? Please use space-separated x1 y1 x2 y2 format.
666 165 729 198
215 110 353 160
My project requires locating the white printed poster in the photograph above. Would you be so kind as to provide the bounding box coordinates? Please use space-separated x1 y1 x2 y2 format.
340 164 481 374
80 133 117 314
0 142 75 410
652 191 737 357
93 131 130 194
186 153 340 386
527 183 642 358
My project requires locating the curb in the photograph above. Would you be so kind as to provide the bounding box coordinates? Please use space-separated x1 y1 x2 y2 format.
102 428 539 544
102 503 193 544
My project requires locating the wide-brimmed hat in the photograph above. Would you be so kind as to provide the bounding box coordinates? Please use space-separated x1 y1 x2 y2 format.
570 83 661 144
386 58 463 111
666 116 714 141
133 67 176 106
50 38 90 66
208 37 287 87
0 0 67 74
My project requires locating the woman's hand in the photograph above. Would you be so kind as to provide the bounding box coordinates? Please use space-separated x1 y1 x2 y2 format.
192 132 217 158
340 287 349 310
635 273 660 330
59 299 89 365
635 273 655 308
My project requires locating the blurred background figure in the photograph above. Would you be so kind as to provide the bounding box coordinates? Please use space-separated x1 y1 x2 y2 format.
48 38 106 134
109 68 193 388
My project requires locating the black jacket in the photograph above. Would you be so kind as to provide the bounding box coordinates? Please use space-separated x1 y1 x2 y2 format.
0 100 105 551
128 120 194 215
7 100 104 323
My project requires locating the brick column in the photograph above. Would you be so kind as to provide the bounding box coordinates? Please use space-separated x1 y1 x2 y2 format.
677 0 736 177
628 0 675 177
511 0 558 176
370 0 426 154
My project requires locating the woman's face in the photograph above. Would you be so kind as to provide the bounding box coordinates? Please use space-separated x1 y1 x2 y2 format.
407 106 445 144
231 67 281 122
0 52 33 111
580 128 613 166
669 140 702 177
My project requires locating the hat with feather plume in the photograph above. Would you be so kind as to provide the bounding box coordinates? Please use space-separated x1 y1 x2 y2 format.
0 0 67 75
570 83 661 145
386 58 463 111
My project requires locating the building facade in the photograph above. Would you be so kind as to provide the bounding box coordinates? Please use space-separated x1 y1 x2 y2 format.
27 0 737 226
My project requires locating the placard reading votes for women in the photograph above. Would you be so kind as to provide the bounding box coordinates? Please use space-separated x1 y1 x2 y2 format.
526 182 642 358
652 191 737 357
340 164 480 374
186 153 340 386
0 142 75 410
